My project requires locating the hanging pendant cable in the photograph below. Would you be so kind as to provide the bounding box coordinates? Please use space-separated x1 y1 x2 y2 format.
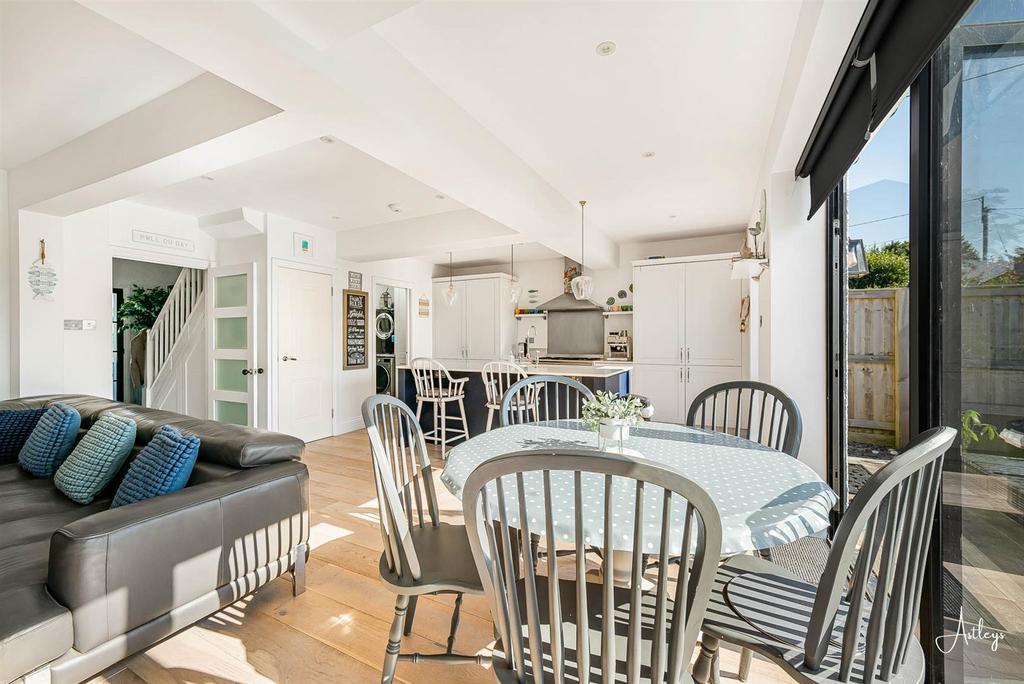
579 200 587 272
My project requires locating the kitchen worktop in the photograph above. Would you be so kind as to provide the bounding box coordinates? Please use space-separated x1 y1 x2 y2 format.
397 360 632 379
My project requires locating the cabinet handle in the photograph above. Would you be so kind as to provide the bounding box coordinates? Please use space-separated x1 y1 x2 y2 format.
679 368 684 384
686 347 691 362
687 368 691 383
679 347 684 363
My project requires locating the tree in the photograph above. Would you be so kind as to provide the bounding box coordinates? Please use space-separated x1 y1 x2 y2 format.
849 241 910 289
962 237 981 261
118 285 171 332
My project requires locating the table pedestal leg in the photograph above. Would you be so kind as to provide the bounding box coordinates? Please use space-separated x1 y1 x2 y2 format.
693 633 721 684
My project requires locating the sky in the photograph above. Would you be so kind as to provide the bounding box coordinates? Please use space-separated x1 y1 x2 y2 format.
846 38 1024 261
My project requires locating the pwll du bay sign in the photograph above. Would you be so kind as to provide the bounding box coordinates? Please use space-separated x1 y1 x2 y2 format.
131 229 195 252
27 239 57 299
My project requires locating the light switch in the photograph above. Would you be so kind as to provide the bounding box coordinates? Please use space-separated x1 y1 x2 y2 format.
82 320 97 331
64 320 83 331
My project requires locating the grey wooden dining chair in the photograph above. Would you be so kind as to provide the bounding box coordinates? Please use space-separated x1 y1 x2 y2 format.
500 374 594 427
361 394 486 683
462 448 724 683
686 381 802 458
483 360 529 431
694 426 956 684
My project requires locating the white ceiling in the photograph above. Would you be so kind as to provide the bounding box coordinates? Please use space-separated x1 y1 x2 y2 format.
426 242 562 269
0 1 204 170
131 137 464 231
375 1 803 240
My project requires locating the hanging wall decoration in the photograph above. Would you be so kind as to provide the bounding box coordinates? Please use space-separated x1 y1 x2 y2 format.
342 289 369 369
28 239 57 299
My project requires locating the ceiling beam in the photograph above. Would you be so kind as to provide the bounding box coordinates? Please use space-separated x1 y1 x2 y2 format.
81 0 619 268
337 209 517 262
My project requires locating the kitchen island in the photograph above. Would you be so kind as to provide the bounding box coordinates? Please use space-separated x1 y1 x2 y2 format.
396 361 632 439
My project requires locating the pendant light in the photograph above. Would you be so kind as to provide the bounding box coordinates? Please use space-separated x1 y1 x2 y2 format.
443 251 459 306
508 243 522 304
570 200 595 300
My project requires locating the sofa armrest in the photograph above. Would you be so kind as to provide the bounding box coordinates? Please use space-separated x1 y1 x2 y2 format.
47 461 309 653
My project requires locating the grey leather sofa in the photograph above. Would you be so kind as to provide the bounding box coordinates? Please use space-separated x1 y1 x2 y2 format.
0 395 310 684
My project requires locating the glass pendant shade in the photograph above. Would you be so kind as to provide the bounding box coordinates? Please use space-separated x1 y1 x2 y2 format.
570 274 594 300
444 283 459 306
509 280 522 304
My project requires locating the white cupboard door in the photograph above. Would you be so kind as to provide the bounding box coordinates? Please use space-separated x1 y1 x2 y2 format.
632 364 683 424
277 267 334 443
207 263 256 427
633 264 684 364
465 278 498 360
684 260 742 367
432 281 465 359
683 365 743 428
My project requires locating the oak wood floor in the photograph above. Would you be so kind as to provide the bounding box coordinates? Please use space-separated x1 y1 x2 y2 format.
89 430 791 684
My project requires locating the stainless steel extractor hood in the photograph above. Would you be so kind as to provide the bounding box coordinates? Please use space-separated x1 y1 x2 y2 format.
537 292 602 311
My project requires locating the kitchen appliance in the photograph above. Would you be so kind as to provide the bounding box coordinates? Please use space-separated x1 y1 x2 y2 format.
375 309 395 355
376 354 396 395
606 330 632 360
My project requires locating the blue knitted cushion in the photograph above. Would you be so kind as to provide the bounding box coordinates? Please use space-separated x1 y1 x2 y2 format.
54 414 137 504
0 408 48 464
111 425 200 508
18 403 82 477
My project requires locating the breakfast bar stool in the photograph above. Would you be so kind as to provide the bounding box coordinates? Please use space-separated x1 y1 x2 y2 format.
481 360 529 431
410 357 469 451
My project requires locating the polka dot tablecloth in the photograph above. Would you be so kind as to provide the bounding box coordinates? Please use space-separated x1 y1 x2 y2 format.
442 420 838 556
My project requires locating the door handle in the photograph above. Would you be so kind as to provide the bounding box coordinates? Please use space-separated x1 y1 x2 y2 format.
282 356 298 362
242 367 265 375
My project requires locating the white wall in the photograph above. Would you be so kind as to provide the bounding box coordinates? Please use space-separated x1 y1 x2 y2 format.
0 170 10 399
17 211 64 396
335 256 435 434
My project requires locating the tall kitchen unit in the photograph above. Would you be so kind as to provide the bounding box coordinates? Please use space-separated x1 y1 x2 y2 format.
432 273 518 363
631 254 746 424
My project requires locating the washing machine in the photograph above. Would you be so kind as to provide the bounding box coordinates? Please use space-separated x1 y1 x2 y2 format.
376 354 396 396
375 308 395 356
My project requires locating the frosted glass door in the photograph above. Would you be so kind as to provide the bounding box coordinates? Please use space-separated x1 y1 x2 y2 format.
207 264 256 426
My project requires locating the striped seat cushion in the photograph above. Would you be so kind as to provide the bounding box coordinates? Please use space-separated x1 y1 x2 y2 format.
0 408 48 464
54 414 137 504
18 404 82 478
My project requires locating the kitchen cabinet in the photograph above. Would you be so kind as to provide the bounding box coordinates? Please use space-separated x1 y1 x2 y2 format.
432 274 516 363
632 255 746 424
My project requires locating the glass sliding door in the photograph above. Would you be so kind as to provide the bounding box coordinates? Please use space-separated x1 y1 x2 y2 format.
933 3 1024 679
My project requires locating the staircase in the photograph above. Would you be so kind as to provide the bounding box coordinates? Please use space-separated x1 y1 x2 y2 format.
145 268 207 414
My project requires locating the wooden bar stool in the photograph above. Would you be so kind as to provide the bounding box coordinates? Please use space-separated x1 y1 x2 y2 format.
409 357 469 451
481 360 529 431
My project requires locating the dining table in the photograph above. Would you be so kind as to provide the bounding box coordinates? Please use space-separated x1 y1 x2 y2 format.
442 419 838 566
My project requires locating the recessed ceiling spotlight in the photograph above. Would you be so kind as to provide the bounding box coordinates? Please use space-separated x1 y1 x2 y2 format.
331 215 341 220
669 215 678 219
200 175 215 181
319 135 334 144
596 41 617 56
387 203 403 213
641 151 656 158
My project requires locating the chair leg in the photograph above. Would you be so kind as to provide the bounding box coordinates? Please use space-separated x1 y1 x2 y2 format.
738 647 753 681
446 593 464 655
485 406 494 432
693 633 720 684
382 595 410 684
458 398 469 440
440 400 448 453
403 596 418 636
291 542 307 597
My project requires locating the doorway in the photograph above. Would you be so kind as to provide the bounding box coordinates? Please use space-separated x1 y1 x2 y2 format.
276 266 334 442
373 282 410 397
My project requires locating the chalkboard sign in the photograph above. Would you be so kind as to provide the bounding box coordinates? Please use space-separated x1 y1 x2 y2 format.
343 289 368 369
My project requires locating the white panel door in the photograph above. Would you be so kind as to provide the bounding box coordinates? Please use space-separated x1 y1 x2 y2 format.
277 267 334 443
432 281 465 360
684 260 742 367
683 364 743 428
633 263 684 364
465 278 498 360
207 263 256 427
632 364 683 424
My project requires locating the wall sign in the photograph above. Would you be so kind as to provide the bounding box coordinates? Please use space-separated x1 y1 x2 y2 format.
343 289 369 369
348 271 363 289
131 230 195 252
293 232 314 258
418 295 430 318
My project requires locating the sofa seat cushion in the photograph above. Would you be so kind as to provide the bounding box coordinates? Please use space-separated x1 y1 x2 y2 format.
0 465 111 595
0 584 73 684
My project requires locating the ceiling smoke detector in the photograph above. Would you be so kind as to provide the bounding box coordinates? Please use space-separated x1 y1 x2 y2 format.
641 151 656 158
319 135 334 144
435 194 446 200
596 41 616 56
387 203 403 213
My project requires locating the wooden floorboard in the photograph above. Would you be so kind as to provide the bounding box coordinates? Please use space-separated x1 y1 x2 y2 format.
88 430 790 684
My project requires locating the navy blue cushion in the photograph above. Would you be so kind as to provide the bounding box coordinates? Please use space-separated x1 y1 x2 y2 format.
18 403 82 477
0 408 47 464
111 425 200 507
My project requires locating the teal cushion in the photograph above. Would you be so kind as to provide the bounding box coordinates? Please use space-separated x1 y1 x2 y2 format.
54 414 137 504
111 425 200 508
18 403 82 477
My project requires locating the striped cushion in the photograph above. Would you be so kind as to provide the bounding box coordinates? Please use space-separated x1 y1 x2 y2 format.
111 425 200 508
0 408 47 464
54 414 137 504
18 403 82 477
